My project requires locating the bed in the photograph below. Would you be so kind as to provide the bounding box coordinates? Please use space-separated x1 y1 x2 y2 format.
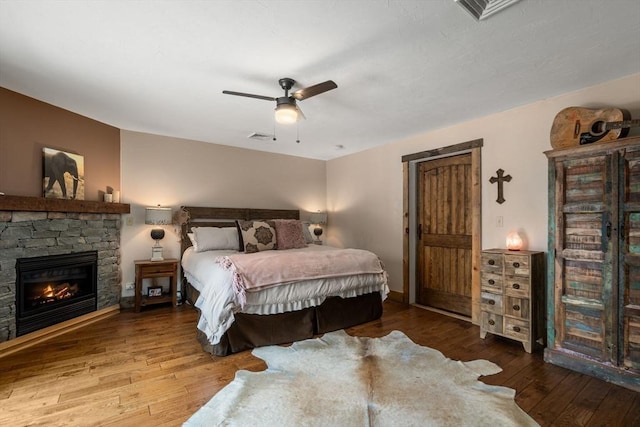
178 206 389 356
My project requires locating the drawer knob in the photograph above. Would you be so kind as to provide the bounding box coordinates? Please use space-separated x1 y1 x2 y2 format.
488 259 495 265
488 319 495 326
488 300 495 305
512 283 520 289
513 326 521 333
513 262 520 268
488 279 495 285
513 304 520 311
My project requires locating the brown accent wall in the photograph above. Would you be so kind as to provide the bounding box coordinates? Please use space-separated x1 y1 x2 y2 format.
0 87 120 200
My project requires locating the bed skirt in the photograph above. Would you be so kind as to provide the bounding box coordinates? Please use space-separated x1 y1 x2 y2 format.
186 282 383 356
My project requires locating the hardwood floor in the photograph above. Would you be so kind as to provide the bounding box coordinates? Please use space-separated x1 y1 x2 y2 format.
0 301 638 426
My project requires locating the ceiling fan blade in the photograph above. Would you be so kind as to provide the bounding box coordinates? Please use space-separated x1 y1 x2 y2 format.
222 90 275 101
292 80 337 101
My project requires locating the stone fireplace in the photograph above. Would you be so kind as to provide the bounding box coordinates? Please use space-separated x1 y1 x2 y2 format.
0 195 130 343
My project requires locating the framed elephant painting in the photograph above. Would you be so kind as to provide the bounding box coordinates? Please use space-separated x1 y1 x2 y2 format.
42 148 85 200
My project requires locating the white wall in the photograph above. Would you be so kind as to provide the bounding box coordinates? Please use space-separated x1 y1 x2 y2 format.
120 131 326 296
327 73 640 293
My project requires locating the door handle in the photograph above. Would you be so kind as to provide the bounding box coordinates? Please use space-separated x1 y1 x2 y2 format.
601 213 611 253
417 223 422 240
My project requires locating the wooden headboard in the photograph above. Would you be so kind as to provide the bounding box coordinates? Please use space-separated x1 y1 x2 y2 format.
178 206 300 256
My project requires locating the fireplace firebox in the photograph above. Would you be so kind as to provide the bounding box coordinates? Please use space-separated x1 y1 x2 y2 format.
16 251 98 336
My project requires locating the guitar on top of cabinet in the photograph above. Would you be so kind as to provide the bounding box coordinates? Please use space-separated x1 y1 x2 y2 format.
550 106 640 150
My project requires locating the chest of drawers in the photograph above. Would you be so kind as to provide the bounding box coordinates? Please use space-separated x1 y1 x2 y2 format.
479 249 545 353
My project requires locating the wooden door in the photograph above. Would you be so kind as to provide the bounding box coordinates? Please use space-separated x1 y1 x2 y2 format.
552 153 614 362
620 147 640 371
417 154 472 317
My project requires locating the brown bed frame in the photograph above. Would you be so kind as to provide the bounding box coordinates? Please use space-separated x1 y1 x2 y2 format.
179 206 383 356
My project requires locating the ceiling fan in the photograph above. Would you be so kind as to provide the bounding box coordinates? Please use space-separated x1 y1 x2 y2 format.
223 78 337 124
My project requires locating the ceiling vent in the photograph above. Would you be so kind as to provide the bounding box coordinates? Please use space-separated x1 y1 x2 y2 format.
247 132 275 141
454 0 522 21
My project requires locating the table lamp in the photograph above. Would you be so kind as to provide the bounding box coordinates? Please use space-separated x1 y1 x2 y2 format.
309 211 328 243
145 206 172 261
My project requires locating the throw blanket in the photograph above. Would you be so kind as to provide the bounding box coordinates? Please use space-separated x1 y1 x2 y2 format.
217 248 386 307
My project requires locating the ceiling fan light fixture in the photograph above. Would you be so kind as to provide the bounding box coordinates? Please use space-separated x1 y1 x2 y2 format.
223 78 336 125
275 100 298 124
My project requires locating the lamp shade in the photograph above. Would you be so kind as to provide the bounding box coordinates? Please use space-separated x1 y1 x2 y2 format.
275 104 298 124
145 206 172 225
309 212 327 225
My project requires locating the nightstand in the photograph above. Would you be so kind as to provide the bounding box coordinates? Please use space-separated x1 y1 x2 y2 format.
134 259 178 312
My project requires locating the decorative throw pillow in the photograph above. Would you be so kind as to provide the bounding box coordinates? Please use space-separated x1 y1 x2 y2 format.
237 220 277 253
274 219 307 250
301 221 314 244
191 227 239 252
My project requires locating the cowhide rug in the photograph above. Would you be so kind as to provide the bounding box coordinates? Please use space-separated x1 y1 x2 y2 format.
184 330 539 426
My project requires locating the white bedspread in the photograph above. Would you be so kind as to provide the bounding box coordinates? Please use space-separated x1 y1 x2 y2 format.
181 244 389 346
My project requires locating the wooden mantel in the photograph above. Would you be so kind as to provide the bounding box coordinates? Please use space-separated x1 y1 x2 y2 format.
0 195 130 214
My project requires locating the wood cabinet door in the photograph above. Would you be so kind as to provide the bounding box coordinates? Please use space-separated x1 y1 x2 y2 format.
416 154 472 317
552 153 615 362
620 148 640 372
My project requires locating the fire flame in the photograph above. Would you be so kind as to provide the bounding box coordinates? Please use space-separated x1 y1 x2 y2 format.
31 282 77 307
43 285 55 298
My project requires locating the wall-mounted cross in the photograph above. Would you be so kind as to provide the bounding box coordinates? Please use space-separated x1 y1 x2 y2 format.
489 169 511 204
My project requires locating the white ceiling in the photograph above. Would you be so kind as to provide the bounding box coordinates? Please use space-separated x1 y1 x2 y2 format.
1 0 639 160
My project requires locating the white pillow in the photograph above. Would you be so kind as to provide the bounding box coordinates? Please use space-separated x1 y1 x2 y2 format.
187 232 199 252
191 227 239 252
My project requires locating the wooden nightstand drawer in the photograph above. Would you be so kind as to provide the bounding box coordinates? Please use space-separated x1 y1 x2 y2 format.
481 311 503 334
504 277 529 298
137 263 176 276
481 291 503 314
504 295 529 319
504 254 530 277
481 272 503 293
481 252 503 274
504 317 530 342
